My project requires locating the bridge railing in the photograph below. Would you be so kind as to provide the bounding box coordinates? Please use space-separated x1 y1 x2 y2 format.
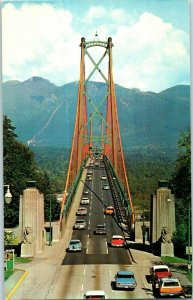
62 157 88 217
103 155 134 239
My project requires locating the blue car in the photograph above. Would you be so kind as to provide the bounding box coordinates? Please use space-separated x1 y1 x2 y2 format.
114 271 137 290
67 239 82 252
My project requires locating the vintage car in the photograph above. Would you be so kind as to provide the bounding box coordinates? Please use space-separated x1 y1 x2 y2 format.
76 207 87 216
67 239 82 252
158 277 184 297
110 235 125 247
84 290 106 299
74 219 86 229
101 175 107 180
81 197 90 205
150 264 172 285
104 206 115 215
114 271 137 290
95 224 106 235
83 189 89 195
103 184 110 190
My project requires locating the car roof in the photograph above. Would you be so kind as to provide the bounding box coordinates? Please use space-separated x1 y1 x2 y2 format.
161 277 179 282
76 219 86 222
107 206 114 209
117 271 134 275
85 290 105 296
112 235 124 238
96 224 105 227
152 265 169 269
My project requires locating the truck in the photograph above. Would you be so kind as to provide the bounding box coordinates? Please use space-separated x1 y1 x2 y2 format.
149 265 172 288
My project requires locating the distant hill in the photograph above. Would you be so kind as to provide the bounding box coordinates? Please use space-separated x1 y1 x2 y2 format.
2 77 190 156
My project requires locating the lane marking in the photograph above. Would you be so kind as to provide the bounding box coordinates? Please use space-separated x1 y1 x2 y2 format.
6 271 28 300
106 241 109 254
86 239 89 254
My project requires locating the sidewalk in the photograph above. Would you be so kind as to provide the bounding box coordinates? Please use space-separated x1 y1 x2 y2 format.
4 169 87 300
5 270 27 300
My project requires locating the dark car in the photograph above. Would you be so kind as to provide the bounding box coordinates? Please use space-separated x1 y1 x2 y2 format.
95 224 106 235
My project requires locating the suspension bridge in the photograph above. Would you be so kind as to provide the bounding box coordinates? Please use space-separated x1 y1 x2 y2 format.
59 35 135 239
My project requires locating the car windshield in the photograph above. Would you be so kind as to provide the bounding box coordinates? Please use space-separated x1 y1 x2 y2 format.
113 238 123 241
76 220 85 223
97 225 105 228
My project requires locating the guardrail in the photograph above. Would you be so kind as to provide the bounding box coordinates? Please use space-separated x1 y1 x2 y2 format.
63 157 88 216
103 155 133 238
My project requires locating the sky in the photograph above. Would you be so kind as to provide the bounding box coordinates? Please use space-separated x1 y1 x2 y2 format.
2 0 191 92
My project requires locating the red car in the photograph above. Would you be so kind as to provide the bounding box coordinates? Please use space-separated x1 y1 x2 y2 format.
110 235 125 247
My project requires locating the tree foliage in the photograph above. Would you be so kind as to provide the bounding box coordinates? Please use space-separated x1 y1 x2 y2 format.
170 130 191 256
3 115 60 228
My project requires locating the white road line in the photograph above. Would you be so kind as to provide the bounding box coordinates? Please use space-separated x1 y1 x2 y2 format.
106 241 109 254
81 283 84 291
86 239 89 254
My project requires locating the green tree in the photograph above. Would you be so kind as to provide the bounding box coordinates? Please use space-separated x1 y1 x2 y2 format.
3 115 60 227
170 130 191 256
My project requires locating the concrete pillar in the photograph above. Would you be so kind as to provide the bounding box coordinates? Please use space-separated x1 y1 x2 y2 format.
151 180 176 244
20 181 44 255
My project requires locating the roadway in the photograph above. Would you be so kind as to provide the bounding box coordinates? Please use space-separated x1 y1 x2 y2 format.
10 159 156 299
46 160 154 299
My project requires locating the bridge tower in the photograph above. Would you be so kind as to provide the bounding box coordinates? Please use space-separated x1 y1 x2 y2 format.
60 36 134 227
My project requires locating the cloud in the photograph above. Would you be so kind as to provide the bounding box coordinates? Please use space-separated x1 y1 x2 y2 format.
83 5 107 23
2 4 190 92
112 12 189 91
3 3 80 85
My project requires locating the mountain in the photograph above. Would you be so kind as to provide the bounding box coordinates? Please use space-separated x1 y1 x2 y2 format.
2 77 190 155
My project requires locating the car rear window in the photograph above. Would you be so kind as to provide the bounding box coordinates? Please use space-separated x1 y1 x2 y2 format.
117 274 134 278
156 268 168 273
163 282 180 287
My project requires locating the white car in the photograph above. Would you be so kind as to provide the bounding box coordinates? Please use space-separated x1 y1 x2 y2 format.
81 197 90 205
84 290 106 299
76 207 87 216
86 175 92 181
101 175 107 180
74 219 86 229
103 184 110 190
83 189 89 195
67 239 82 252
